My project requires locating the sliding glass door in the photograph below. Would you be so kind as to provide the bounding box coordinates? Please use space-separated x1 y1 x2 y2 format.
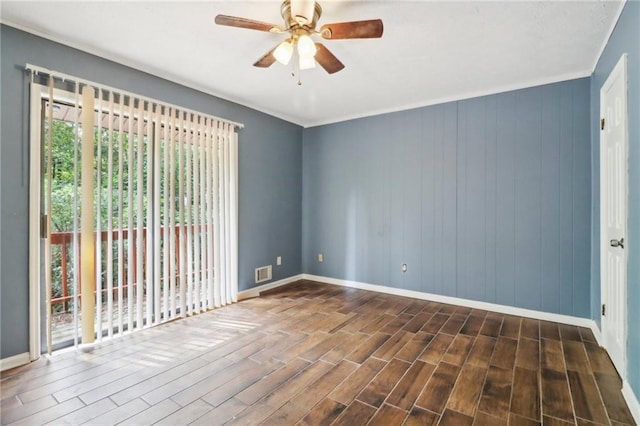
29 71 239 355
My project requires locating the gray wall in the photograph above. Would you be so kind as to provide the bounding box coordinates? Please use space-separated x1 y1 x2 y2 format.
0 25 302 359
303 78 591 318
589 0 640 400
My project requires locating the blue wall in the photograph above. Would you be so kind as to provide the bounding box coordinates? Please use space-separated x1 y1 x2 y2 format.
303 78 591 318
2 5 637 398
0 25 302 359
590 0 640 401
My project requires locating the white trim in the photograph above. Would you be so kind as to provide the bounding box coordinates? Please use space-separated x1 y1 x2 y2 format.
238 274 304 301
0 19 270 125
2 20 595 129
0 353 30 372
0 21 286 124
600 53 629 379
303 69 591 128
301 274 596 329
622 380 640 424
591 0 628 72
590 322 603 347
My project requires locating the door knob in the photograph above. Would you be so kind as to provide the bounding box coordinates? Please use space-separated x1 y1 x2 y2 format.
610 238 624 249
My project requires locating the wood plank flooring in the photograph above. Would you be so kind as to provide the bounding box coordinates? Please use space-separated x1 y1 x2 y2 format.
0 280 636 425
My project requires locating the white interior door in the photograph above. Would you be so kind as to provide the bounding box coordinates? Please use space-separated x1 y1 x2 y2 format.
600 54 628 378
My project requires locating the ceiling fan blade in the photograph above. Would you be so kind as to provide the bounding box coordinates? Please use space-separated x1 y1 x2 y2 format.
253 46 278 68
215 15 283 33
319 19 383 40
315 43 345 74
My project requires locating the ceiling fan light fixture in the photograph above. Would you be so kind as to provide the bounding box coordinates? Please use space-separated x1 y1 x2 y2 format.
297 34 316 58
291 0 315 25
215 1 384 77
273 40 294 65
299 54 316 70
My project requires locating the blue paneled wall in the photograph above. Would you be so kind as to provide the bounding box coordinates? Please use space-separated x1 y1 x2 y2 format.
303 78 591 318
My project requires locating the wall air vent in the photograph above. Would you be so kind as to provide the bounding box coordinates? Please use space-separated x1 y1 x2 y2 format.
255 265 272 284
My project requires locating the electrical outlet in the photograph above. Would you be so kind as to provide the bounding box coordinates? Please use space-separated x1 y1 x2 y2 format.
276 256 282 266
318 253 324 263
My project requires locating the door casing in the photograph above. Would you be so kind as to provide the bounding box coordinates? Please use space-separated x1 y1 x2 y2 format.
599 53 629 379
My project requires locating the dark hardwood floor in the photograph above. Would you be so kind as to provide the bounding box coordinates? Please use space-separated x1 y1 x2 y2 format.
0 280 636 425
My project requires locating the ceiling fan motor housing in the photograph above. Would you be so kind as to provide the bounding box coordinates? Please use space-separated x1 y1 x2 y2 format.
281 0 323 31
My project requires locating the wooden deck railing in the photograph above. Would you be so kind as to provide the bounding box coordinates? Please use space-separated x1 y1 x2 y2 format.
50 225 203 313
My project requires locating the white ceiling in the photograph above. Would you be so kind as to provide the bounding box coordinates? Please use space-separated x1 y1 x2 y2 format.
1 1 624 127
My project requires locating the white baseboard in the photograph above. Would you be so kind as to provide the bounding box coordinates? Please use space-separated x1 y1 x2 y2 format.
238 274 304 300
301 274 595 329
590 321 604 346
623 380 640 424
0 352 30 372
249 273 602 334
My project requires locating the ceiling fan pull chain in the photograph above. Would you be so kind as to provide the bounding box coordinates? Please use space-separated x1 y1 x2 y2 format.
292 53 302 85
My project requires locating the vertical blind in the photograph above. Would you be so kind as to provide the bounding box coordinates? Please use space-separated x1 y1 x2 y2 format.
30 65 241 352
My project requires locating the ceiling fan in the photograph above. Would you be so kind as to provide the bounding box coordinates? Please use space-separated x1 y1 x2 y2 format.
215 0 383 75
